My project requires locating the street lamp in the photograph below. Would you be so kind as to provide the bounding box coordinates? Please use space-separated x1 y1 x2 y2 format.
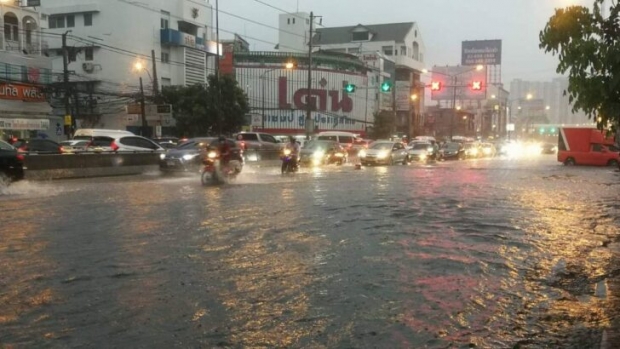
260 62 295 130
133 61 154 137
410 94 418 101
526 93 533 100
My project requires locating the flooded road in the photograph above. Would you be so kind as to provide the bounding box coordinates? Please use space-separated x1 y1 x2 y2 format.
1 157 620 348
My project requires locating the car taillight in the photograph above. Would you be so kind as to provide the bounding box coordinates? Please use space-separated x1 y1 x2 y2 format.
59 146 66 154
18 146 27 152
111 141 119 152
16 154 24 161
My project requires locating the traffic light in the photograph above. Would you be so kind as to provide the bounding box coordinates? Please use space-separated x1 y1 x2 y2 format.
344 83 356 93
471 81 483 91
430 81 442 91
380 81 392 92
539 127 545 134
550 127 556 133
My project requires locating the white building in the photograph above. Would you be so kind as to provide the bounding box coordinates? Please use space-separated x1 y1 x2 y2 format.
0 1 58 141
41 0 218 135
277 12 310 53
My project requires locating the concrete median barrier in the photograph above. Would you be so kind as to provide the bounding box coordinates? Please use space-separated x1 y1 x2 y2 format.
24 153 160 180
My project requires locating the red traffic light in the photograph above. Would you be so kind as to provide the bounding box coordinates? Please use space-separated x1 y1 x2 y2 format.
471 81 483 91
430 81 442 91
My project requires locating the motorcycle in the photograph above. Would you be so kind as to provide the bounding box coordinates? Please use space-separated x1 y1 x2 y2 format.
281 148 299 174
201 150 242 185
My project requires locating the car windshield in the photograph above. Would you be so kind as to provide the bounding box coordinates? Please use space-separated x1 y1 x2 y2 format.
177 140 212 150
443 143 460 150
412 143 431 150
0 140 13 150
304 141 333 150
370 142 393 150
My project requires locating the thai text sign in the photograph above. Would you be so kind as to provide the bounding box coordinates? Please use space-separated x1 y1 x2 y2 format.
0 83 46 102
462 40 502 66
0 118 50 130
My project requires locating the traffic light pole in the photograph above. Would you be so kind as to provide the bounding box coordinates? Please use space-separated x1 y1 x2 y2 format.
305 12 314 141
450 75 457 140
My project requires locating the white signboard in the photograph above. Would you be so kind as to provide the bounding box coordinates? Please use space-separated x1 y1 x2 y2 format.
0 118 50 130
506 123 515 131
395 81 411 111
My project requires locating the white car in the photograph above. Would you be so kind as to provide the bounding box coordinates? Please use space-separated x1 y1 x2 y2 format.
358 141 409 166
86 135 164 153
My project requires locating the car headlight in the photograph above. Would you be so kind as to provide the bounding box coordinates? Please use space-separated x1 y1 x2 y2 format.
334 152 344 157
427 147 434 152
358 150 366 158
313 150 325 159
420 153 427 159
183 154 198 161
160 153 166 160
377 151 388 159
483 148 492 155
207 151 218 159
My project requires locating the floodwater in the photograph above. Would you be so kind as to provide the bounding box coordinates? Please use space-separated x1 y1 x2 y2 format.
1 157 619 348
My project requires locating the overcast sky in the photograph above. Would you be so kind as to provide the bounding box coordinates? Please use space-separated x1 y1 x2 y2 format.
217 0 594 88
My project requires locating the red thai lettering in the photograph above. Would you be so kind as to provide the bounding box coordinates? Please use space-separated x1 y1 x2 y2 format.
293 89 327 111
329 90 353 113
278 76 291 109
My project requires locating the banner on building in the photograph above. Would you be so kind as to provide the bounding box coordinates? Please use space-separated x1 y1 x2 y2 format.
462 40 502 66
0 118 50 130
395 81 411 111
0 83 46 102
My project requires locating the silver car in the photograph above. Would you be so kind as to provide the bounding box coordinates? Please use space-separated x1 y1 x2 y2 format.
358 141 409 166
407 142 434 162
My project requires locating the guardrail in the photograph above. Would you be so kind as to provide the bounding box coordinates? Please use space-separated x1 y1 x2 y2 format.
24 153 160 180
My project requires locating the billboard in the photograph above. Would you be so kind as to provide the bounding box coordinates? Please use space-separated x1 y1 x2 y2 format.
462 40 502 66
430 65 487 101
395 81 411 111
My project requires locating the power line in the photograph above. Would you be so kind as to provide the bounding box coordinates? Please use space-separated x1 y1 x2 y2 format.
217 7 307 40
251 0 322 26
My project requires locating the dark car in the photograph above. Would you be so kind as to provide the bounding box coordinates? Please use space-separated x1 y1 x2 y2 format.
0 140 24 182
438 142 465 161
12 138 63 155
541 143 558 154
299 140 348 166
153 137 179 149
160 137 244 172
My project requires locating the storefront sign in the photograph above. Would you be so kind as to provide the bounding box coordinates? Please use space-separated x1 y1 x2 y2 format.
462 40 502 66
0 118 50 130
0 83 46 102
395 81 411 111
278 77 353 113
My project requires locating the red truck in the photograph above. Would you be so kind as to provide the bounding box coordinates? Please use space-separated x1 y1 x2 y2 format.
557 127 619 166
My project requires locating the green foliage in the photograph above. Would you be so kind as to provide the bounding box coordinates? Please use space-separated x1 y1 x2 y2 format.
160 74 250 137
539 0 620 132
371 110 395 139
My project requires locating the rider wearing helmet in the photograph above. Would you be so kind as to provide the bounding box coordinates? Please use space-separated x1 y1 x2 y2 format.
283 135 300 167
216 136 232 165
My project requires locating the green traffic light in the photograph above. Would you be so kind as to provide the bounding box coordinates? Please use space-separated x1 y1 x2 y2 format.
344 84 356 93
381 81 392 92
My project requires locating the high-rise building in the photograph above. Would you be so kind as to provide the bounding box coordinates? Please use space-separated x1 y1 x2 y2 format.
509 77 589 125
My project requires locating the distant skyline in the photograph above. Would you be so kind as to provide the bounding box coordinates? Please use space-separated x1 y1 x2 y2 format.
218 0 597 89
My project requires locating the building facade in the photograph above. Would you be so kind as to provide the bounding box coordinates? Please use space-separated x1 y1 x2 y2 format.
234 51 381 136
41 0 218 136
0 1 58 141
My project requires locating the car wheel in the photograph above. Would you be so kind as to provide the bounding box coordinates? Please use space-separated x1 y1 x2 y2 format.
564 158 576 166
0 171 10 186
607 159 619 167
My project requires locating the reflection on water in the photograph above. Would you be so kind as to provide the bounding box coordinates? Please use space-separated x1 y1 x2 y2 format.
0 158 619 347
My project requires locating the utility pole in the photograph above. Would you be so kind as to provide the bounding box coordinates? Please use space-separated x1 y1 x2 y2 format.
215 0 221 135
139 76 147 137
151 49 159 97
62 30 72 138
450 75 458 140
305 11 314 140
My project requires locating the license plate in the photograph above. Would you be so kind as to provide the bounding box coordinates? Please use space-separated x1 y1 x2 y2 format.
167 160 176 166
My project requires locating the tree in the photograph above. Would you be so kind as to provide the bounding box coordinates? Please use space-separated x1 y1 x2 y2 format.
539 0 620 132
371 110 396 139
160 74 249 137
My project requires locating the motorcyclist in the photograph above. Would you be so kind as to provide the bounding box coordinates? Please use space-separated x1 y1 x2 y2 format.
283 135 300 167
216 136 232 166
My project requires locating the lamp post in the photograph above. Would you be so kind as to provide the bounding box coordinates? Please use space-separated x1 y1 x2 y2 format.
260 62 294 130
423 65 484 140
134 61 153 137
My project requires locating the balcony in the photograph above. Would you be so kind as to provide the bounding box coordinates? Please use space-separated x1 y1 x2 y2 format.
160 28 220 55
394 55 425 72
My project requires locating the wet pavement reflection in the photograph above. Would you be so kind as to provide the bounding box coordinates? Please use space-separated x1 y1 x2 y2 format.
1 157 619 348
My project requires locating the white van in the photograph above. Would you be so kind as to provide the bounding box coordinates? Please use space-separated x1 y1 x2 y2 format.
315 131 360 152
73 129 134 140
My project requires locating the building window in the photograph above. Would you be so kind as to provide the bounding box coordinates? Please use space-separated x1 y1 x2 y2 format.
85 47 94 61
348 47 360 54
66 14 75 28
287 18 290 25
400 46 407 56
161 18 169 29
382 46 393 56
4 15 19 42
352 31 369 41
293 18 295 24
161 77 171 86
161 52 170 63
84 13 93 26
415 30 417 38
49 15 65 29
26 30 32 45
